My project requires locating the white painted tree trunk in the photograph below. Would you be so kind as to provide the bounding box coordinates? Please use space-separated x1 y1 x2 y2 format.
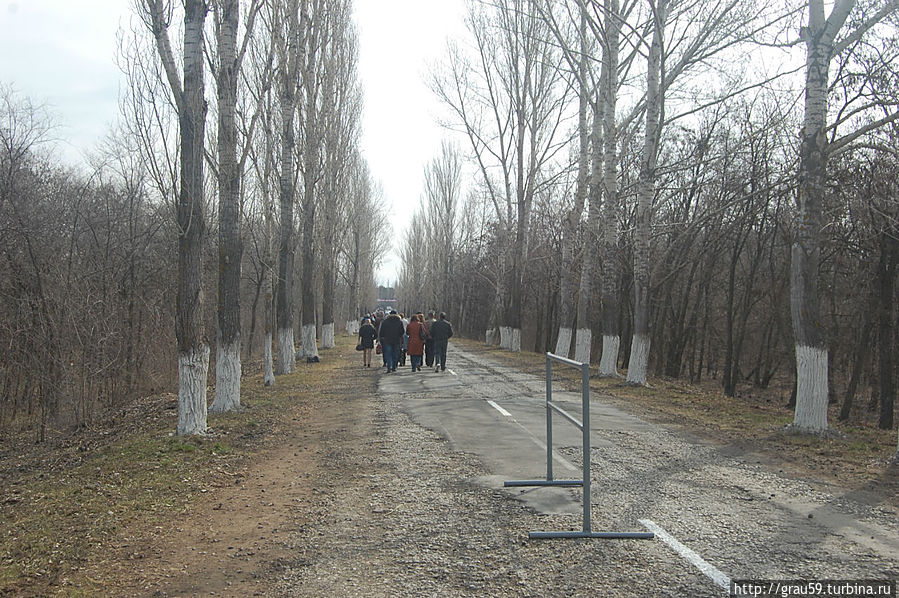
263 332 275 387
509 328 521 353
485 328 496 345
598 334 620 377
790 345 829 433
321 322 335 349
211 336 241 413
499 326 511 349
574 328 591 365
301 323 319 360
555 327 573 359
346 320 359 335
626 333 650 386
177 345 209 436
276 327 295 374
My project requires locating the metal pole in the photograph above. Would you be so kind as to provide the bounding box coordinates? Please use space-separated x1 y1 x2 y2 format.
581 362 591 533
546 354 553 482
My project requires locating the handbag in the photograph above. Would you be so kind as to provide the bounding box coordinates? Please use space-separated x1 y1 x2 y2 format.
355 343 364 351
376 344 382 354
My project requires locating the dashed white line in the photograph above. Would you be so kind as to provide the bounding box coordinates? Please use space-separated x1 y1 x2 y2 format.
638 519 731 592
487 400 512 417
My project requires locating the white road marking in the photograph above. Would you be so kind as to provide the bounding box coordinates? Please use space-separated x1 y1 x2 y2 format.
638 519 731 592
487 400 512 417
447 368 457 376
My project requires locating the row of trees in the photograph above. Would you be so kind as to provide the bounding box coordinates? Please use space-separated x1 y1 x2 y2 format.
1 0 388 439
398 0 899 448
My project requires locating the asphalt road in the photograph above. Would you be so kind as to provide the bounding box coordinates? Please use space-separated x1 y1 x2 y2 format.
379 342 899 595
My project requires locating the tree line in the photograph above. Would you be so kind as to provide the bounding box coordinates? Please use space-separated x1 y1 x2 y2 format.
0 0 388 440
398 0 899 449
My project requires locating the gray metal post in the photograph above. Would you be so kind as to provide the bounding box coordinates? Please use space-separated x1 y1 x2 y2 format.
546 355 553 482
504 352 654 541
581 361 591 533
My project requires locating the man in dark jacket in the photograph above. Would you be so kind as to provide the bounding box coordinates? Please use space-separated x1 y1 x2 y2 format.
378 310 406 372
423 311 437 367
429 312 453 372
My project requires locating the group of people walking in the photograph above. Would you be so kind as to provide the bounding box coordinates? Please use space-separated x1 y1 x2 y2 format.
357 310 453 373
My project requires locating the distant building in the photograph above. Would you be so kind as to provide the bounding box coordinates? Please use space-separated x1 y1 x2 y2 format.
377 286 397 312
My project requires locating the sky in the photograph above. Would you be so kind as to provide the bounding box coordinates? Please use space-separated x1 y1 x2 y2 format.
0 0 468 286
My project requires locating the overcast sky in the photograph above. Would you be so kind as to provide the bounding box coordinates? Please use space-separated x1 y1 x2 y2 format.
0 0 468 285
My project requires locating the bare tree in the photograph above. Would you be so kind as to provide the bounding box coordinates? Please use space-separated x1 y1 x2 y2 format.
209 0 264 412
597 0 626 376
626 0 665 385
789 0 899 433
138 0 211 435
274 0 302 374
424 140 463 309
432 0 572 352
319 0 360 349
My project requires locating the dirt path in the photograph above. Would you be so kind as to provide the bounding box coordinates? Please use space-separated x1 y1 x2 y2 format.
89 359 377 597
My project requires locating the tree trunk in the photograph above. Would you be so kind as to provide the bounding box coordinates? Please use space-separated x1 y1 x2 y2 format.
275 0 301 375
175 0 210 435
627 0 665 386
877 231 896 430
555 0 589 359
300 0 320 363
321 223 335 348
839 307 873 421
211 0 242 414
300 155 319 361
598 0 621 377
790 0 843 434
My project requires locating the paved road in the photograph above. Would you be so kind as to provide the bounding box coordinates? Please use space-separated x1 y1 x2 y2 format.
379 343 899 595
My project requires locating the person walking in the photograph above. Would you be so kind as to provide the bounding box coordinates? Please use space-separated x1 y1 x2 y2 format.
374 310 387 367
358 318 377 368
429 312 453 372
405 314 426 372
378 310 405 373
423 311 437 367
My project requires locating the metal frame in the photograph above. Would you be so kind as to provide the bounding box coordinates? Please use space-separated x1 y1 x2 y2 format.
504 352 654 540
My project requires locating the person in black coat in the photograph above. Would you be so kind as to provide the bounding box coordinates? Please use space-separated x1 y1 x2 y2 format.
428 312 453 372
358 318 377 368
377 311 406 373
423 311 436 367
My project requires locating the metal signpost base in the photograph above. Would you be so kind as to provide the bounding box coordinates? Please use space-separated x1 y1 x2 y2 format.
504 352 654 541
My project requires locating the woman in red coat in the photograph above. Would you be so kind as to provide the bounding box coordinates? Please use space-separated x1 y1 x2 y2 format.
405 314 426 372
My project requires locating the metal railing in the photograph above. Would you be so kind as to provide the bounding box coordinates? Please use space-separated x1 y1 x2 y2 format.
504 352 654 540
